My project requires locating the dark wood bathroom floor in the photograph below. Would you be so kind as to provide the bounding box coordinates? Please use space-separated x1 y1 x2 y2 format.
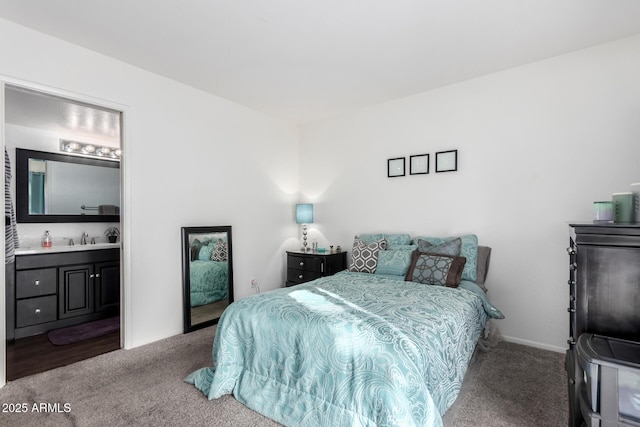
6 330 120 381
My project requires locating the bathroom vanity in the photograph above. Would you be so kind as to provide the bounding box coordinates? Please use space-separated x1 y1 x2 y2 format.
7 244 120 340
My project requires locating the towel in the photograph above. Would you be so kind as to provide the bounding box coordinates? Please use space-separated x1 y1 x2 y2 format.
98 204 120 215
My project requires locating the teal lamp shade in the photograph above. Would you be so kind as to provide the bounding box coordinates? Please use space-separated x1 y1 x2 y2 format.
296 204 314 224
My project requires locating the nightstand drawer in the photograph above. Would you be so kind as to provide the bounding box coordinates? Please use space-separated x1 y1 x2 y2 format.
287 254 323 273
16 268 57 299
16 295 57 327
285 250 347 287
287 269 322 284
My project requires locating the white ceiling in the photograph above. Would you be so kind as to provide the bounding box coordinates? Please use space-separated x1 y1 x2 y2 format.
2 0 640 124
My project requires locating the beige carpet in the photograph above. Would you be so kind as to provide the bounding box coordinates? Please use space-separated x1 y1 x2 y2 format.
0 326 568 427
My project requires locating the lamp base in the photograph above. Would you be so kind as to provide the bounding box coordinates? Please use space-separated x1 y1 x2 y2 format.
300 224 309 252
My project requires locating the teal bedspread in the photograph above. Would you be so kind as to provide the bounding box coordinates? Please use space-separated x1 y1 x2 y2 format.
186 272 500 426
189 260 228 307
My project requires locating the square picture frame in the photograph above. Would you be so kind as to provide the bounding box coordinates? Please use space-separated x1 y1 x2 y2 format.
435 150 458 173
409 154 429 175
387 157 405 178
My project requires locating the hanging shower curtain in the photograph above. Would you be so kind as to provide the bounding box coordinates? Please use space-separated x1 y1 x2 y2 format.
5 148 19 263
29 171 45 214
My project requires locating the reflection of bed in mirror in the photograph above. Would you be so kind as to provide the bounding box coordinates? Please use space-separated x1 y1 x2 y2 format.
182 226 234 333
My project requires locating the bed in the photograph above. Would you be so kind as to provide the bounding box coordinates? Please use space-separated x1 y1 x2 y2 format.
189 236 229 307
186 233 503 427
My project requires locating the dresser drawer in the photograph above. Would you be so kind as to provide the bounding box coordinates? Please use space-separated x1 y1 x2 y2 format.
287 268 322 284
16 295 57 327
287 254 323 273
16 268 57 299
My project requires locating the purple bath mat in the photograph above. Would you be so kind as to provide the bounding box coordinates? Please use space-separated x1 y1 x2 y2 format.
47 316 120 346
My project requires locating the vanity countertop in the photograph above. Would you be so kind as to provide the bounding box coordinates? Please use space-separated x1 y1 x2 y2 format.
15 242 120 256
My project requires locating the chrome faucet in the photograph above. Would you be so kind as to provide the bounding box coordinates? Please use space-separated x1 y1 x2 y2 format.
80 232 88 245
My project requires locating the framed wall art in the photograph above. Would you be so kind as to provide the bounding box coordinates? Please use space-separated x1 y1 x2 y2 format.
387 157 405 178
409 154 429 175
435 150 458 173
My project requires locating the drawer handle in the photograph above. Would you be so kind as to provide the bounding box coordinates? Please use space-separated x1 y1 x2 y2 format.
566 247 576 255
90 274 96 278
567 307 576 313
34 280 40 286
96 274 100 278
567 280 575 285
569 263 577 271
35 308 41 314
298 274 304 279
299 261 304 267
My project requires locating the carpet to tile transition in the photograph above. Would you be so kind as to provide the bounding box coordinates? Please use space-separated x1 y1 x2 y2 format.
47 316 120 345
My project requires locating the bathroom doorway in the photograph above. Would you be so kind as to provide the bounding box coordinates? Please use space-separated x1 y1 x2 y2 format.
3 83 124 380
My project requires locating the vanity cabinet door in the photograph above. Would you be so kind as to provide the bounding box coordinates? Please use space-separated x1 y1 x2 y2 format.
95 261 120 313
59 264 94 319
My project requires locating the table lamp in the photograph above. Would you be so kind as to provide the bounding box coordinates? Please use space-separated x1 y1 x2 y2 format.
295 203 314 252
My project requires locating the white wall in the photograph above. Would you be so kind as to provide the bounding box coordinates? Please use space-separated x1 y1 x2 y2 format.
2 16 639 361
0 17 300 360
299 35 640 352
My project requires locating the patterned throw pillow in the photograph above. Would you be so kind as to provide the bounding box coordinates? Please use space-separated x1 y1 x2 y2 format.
211 239 228 262
349 238 387 273
198 245 214 261
405 251 466 288
417 238 461 256
356 234 386 245
190 239 203 261
384 234 411 248
358 234 410 249
375 249 413 277
413 234 478 282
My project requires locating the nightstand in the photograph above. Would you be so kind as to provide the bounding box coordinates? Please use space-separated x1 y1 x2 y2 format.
285 251 347 287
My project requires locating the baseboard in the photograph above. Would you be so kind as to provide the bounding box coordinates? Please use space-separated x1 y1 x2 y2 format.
501 335 566 354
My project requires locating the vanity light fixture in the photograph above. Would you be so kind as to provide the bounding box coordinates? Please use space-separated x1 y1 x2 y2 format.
60 139 121 161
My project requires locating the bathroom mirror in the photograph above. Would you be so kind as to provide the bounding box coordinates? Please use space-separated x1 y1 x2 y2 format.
181 226 234 333
15 148 120 223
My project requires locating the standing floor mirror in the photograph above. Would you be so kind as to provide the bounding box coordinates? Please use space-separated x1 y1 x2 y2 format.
181 226 234 333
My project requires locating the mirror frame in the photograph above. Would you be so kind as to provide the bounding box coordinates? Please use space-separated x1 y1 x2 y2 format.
15 148 120 223
181 225 234 333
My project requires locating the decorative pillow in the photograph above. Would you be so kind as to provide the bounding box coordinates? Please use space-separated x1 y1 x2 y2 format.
198 245 214 261
375 249 413 277
413 234 478 282
349 238 387 273
211 239 228 262
417 238 461 257
358 233 410 249
391 244 418 251
385 234 411 248
405 251 467 288
356 234 386 245
190 239 203 261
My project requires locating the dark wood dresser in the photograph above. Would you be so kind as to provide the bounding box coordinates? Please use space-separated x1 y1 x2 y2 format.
286 250 347 287
566 223 640 427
